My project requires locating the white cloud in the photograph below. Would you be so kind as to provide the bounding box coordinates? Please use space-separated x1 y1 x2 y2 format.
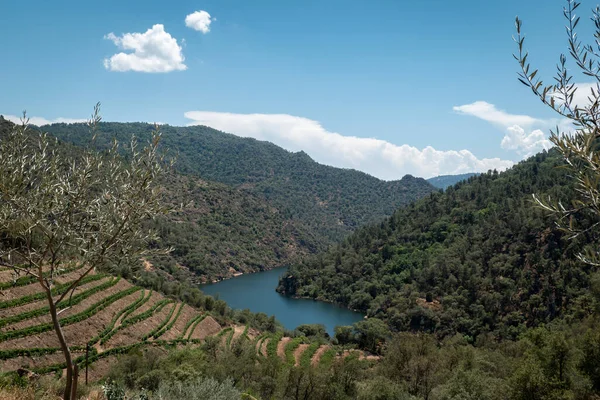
2 114 87 126
184 111 513 180
454 101 555 157
453 101 540 127
185 11 213 34
104 24 186 73
501 125 552 157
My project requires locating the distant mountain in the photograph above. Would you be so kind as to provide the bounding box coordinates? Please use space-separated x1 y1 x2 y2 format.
39 121 436 279
427 173 478 189
278 150 597 340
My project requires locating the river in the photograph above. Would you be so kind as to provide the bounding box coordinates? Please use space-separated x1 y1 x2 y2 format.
199 267 364 336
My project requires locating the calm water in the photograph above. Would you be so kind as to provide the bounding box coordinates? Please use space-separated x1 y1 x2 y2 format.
200 267 364 336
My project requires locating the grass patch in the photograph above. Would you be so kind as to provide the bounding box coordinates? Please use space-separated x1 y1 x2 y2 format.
285 337 307 365
319 348 336 368
300 342 321 368
266 332 283 358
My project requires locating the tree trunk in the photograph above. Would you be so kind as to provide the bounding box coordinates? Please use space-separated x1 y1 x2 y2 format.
45 287 74 400
71 364 79 399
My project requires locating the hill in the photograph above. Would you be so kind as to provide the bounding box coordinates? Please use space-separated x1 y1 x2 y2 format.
427 172 478 189
41 122 436 244
0 117 318 282
0 265 371 385
278 150 599 340
0 264 227 381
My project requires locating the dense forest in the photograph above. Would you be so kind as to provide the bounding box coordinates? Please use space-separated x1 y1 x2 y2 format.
279 150 600 340
1 117 435 281
42 122 435 243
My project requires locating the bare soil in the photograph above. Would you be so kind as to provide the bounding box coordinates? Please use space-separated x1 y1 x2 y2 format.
156 304 196 341
104 301 174 347
277 337 291 360
0 289 141 350
0 269 87 302
260 338 270 357
188 316 221 340
0 277 110 319
1 278 120 331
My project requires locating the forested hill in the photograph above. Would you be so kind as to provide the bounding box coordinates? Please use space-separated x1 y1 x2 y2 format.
42 122 436 243
0 116 318 282
427 172 478 189
278 150 599 340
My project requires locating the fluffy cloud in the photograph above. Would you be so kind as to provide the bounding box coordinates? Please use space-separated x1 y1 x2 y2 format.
185 11 213 34
501 125 552 156
104 24 186 73
454 101 553 157
184 111 513 180
453 101 540 127
2 114 86 126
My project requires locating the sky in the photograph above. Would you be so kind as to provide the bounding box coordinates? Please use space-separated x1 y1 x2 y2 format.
0 0 594 179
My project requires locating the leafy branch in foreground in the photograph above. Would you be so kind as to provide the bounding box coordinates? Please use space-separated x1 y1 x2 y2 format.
0 103 171 400
516 0 600 265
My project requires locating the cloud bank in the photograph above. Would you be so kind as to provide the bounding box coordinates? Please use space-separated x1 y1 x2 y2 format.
185 11 213 34
2 114 87 127
184 111 513 180
454 101 553 157
104 24 186 73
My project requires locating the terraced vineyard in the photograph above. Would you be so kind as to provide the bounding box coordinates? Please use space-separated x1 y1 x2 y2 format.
0 266 234 381
252 333 378 368
0 265 379 386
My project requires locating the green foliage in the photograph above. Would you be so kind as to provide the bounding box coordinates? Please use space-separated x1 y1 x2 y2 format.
318 348 336 368
284 337 307 365
266 333 283 358
300 342 321 368
225 329 235 348
0 347 62 360
281 151 596 340
40 121 434 280
155 377 241 400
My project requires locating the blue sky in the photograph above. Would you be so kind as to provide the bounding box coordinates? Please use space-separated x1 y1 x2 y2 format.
0 0 590 179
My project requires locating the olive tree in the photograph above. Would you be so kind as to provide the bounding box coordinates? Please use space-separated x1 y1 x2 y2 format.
516 0 600 266
0 104 170 400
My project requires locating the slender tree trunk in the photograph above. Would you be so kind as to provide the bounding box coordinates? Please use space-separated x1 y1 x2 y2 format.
71 364 79 399
45 287 74 400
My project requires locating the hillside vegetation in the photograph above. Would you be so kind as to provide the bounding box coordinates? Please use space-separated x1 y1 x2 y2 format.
0 264 227 381
42 122 435 244
279 150 600 340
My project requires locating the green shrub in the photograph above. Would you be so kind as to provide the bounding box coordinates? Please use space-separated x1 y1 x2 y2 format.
155 377 241 400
